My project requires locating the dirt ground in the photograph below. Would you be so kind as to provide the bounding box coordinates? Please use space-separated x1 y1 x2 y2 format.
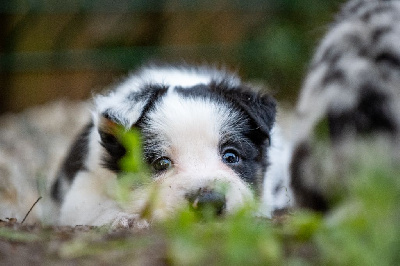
0 217 169 265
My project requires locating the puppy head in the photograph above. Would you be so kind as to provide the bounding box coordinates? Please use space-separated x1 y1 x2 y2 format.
95 66 276 220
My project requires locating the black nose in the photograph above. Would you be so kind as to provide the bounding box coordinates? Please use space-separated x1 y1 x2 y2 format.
186 188 226 216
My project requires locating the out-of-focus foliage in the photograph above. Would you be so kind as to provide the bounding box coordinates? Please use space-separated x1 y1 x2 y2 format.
0 0 344 113
1 123 399 264
122 126 400 265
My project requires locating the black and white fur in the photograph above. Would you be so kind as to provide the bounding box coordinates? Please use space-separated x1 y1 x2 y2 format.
51 65 292 227
291 0 400 211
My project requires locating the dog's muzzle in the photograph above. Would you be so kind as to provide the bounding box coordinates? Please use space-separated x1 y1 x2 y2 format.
186 188 226 216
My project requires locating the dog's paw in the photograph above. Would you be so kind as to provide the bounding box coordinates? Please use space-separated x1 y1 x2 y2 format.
111 213 149 230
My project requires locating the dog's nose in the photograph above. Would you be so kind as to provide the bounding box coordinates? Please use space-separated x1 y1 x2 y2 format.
186 188 226 216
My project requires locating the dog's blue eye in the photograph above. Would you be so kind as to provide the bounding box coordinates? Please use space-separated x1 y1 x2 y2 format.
222 150 240 164
153 157 172 171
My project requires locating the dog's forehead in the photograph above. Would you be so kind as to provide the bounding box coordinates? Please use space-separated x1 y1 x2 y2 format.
148 90 242 137
143 89 246 155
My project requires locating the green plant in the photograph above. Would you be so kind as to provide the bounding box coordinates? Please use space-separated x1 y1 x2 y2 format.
114 129 400 265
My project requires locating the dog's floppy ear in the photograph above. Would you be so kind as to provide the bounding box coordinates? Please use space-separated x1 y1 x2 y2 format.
94 85 168 172
98 114 121 135
227 88 277 144
237 89 276 134
95 85 168 129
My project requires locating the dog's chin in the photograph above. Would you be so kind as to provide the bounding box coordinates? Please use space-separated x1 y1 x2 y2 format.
120 173 255 222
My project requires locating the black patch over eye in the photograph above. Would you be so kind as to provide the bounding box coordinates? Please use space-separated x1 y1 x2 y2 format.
222 149 240 164
152 157 172 172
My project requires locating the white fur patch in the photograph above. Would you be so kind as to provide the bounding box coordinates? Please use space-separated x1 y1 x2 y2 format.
135 66 241 89
261 125 294 217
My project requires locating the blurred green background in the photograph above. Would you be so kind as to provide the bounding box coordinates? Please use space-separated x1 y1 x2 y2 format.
0 0 345 114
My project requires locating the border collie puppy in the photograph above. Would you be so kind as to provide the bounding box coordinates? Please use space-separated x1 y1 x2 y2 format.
51 65 290 228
